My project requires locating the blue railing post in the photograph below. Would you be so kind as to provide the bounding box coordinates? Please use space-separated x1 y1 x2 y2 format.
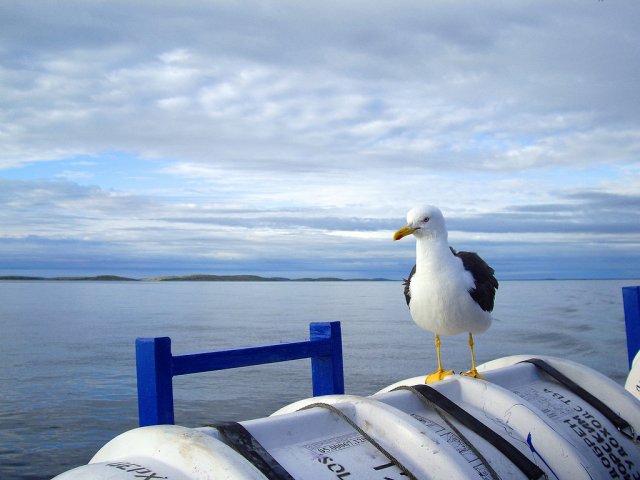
310 321 344 396
135 321 344 426
136 337 175 426
623 286 640 369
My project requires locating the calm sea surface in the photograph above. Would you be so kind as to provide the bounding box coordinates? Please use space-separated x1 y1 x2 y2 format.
1 279 638 479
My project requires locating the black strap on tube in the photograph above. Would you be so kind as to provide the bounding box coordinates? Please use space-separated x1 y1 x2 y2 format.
409 384 546 480
208 421 295 480
520 358 635 440
298 402 418 480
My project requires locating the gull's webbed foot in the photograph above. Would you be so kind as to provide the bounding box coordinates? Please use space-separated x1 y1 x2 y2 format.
425 368 455 384
461 368 487 380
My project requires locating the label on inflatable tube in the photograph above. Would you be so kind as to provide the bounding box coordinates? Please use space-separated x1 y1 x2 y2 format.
266 431 409 480
409 412 497 479
514 381 640 479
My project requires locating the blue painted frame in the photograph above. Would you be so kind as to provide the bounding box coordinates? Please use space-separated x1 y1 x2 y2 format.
623 286 640 369
136 321 344 426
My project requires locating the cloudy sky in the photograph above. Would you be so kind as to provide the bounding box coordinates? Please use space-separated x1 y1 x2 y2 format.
1 1 639 279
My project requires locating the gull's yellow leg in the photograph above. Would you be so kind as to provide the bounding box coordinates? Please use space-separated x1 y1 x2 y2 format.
425 334 454 383
462 333 487 380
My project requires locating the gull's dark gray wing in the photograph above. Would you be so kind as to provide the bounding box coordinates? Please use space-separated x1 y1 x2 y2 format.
403 264 416 306
451 248 499 312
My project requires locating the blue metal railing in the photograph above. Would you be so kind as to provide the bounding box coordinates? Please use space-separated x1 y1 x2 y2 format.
623 286 640 369
135 321 344 426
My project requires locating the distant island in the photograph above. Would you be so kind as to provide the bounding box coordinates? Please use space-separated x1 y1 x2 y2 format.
0 275 138 281
0 274 392 282
145 274 289 282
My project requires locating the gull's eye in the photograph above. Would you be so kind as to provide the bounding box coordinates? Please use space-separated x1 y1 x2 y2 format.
422 216 430 223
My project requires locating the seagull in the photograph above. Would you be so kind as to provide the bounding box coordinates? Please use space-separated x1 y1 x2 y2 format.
393 206 498 383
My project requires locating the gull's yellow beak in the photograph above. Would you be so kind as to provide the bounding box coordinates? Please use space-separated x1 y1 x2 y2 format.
393 225 417 241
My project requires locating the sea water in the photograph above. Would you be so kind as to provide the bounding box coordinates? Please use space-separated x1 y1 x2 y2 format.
0 279 637 479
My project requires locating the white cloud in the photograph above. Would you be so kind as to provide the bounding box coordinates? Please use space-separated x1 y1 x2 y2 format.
1 1 639 277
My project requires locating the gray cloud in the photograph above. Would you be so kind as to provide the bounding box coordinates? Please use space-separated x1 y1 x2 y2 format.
1 177 638 279
2 1 639 172
1 1 639 278
448 192 640 235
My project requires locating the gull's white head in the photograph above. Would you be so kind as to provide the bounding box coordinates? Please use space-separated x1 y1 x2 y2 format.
393 205 448 241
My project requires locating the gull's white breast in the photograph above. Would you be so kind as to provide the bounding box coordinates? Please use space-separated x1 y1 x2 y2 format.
408 254 491 336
